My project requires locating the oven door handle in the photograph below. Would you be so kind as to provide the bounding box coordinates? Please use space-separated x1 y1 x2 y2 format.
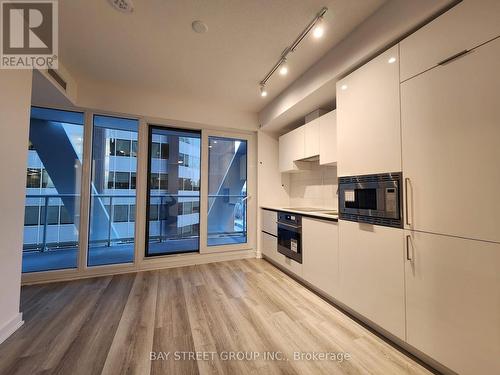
276 222 301 230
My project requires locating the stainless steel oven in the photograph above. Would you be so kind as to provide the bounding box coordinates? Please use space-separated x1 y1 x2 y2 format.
339 172 402 228
277 212 302 263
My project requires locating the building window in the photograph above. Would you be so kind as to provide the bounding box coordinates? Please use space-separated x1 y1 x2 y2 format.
107 171 114 189
130 172 136 190
26 168 41 188
24 206 39 226
151 142 161 159
161 143 169 159
109 138 116 156
41 169 54 188
40 206 60 225
159 173 168 190
129 204 136 222
113 205 129 222
116 139 131 157
60 206 74 225
150 173 159 189
149 204 159 221
131 140 138 157
114 172 130 189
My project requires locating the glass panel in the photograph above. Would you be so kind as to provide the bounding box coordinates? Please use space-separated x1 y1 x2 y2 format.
22 107 84 273
88 115 139 267
145 127 201 256
207 137 248 246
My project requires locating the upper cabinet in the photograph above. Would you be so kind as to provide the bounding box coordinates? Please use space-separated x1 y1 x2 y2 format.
278 110 336 173
303 117 320 159
400 0 500 81
278 126 305 173
401 31 500 243
336 45 401 177
319 110 337 165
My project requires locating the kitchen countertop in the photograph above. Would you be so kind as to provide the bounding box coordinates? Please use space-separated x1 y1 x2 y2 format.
260 206 339 221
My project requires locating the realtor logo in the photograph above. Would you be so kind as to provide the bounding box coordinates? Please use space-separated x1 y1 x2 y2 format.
1 0 58 69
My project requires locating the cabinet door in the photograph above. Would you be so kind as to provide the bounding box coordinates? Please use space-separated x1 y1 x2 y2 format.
400 0 500 81
401 37 500 243
338 220 405 339
261 209 277 236
336 45 401 177
302 218 339 298
278 127 304 172
303 118 320 159
404 230 500 375
319 110 337 165
261 231 278 262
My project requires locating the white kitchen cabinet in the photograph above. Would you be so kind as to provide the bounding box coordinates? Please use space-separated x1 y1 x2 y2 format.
302 218 339 298
336 45 401 177
278 126 305 172
404 230 500 375
261 231 279 263
319 110 337 165
400 0 500 81
338 220 405 339
261 209 277 236
401 37 500 243
278 254 303 277
303 118 320 159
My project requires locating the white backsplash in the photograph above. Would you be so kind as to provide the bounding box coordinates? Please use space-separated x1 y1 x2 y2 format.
288 164 338 209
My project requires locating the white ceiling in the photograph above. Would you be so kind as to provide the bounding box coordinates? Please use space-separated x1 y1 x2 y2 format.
59 0 386 113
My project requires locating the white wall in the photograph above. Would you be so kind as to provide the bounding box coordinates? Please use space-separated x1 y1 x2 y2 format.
0 69 32 343
289 165 338 209
77 78 259 132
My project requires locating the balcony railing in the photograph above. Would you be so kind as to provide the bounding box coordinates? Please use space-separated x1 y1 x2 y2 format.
24 193 247 252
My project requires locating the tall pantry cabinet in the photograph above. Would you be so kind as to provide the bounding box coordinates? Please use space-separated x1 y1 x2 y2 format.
399 1 500 374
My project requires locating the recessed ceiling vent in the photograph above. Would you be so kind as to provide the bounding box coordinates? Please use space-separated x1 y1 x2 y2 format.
108 0 134 13
47 69 67 92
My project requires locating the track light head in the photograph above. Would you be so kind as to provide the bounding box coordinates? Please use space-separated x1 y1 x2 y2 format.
279 59 288 76
260 85 268 97
313 17 325 38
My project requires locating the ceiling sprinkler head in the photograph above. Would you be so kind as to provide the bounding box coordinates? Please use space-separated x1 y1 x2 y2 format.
108 0 134 13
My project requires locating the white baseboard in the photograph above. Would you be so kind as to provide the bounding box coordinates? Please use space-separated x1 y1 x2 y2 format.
0 313 24 345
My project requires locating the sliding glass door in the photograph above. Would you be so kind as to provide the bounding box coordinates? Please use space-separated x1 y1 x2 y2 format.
145 126 201 256
207 136 248 246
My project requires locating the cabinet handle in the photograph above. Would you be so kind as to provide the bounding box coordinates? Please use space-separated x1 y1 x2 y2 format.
437 49 469 66
406 235 413 262
405 177 412 226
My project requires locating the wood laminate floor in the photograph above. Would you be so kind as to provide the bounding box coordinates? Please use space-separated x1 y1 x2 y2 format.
0 259 433 375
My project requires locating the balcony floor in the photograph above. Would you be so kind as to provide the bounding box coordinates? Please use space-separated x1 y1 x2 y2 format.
22 235 246 273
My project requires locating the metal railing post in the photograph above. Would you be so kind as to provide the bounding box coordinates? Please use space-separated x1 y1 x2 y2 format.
41 196 49 252
107 196 113 247
159 196 163 243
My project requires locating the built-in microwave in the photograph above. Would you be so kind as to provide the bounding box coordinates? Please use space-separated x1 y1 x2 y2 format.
339 172 403 228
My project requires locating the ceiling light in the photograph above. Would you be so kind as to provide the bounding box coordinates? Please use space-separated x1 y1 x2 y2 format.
279 59 288 76
192 20 208 34
107 0 134 13
260 85 268 97
341 84 348 90
312 17 325 39
388 57 397 64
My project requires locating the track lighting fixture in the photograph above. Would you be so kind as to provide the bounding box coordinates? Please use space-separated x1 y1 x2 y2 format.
258 7 328 97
